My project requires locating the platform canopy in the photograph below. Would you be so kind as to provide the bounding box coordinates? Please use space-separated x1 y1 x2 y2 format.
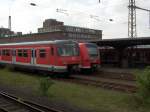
94 37 150 48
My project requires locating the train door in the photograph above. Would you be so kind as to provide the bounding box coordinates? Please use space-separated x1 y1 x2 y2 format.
31 48 36 65
12 49 16 64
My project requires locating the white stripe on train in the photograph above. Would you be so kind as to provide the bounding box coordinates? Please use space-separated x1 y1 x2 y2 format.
0 60 67 72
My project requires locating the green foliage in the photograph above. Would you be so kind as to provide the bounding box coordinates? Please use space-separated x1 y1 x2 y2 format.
39 77 54 96
1 68 150 112
135 66 150 105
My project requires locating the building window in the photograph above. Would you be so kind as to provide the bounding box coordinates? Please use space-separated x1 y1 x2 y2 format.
76 28 81 32
89 29 96 34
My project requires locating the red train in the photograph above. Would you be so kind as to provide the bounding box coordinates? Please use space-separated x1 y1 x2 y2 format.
79 42 100 71
0 40 100 75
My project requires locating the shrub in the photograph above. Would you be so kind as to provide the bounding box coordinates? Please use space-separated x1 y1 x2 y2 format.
39 77 54 96
135 66 150 105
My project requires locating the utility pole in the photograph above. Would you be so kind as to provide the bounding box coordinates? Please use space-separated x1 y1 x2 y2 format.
128 0 137 38
128 0 150 38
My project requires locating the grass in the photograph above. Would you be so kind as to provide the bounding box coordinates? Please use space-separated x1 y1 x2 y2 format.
0 68 149 112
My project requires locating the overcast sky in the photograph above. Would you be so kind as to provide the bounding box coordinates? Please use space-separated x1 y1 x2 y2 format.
0 0 150 39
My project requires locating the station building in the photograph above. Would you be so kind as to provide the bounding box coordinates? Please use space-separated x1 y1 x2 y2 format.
96 37 150 68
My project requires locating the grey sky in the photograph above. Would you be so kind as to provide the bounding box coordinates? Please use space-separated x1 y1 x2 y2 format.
0 0 150 39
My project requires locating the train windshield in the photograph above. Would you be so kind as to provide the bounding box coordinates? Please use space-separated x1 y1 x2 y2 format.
57 43 79 56
86 43 99 57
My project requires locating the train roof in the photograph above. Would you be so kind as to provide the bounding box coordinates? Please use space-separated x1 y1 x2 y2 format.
0 40 77 46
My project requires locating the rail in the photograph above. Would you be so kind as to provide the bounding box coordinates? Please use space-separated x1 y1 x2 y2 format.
0 91 63 112
55 75 137 93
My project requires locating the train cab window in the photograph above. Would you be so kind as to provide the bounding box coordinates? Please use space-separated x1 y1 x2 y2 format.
39 49 46 58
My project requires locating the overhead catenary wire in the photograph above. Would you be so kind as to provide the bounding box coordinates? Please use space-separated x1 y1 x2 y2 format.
56 8 113 23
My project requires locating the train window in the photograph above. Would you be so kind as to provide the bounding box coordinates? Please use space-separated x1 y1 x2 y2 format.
6 50 10 56
0 50 1 56
57 44 79 56
2 49 10 56
2 50 5 55
18 49 23 57
86 44 99 57
23 50 28 57
39 49 46 58
51 47 54 56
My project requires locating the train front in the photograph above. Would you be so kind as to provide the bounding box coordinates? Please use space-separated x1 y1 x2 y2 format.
79 43 100 71
86 43 100 69
55 40 81 73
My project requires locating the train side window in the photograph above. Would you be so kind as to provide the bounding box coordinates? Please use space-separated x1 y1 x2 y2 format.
2 49 10 56
51 47 54 56
39 49 46 58
0 50 1 56
18 49 23 57
6 50 10 56
2 50 5 56
23 50 28 57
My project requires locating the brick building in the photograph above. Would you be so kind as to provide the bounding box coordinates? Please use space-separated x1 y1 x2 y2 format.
38 19 102 41
0 19 102 43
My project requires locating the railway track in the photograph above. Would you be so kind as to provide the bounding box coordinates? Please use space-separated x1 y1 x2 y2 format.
91 72 135 81
0 91 62 112
55 75 137 93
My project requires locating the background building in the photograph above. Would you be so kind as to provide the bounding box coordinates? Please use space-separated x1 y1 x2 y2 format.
0 19 102 43
38 19 102 41
0 28 14 37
